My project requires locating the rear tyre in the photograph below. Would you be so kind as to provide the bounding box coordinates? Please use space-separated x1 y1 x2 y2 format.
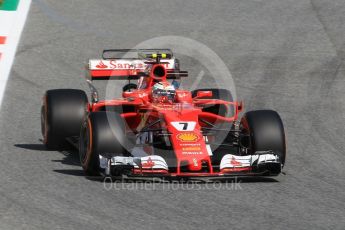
241 110 286 166
41 89 88 150
79 112 127 176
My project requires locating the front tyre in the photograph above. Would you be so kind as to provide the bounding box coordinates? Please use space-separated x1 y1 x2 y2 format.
241 110 286 166
79 112 127 176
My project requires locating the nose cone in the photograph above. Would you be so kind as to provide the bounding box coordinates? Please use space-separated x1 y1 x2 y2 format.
188 158 202 171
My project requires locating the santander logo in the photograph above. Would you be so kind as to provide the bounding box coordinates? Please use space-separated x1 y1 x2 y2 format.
230 156 242 166
96 60 108 69
142 157 155 168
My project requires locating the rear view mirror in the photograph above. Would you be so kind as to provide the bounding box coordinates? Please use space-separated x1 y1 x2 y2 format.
237 101 243 112
195 91 213 99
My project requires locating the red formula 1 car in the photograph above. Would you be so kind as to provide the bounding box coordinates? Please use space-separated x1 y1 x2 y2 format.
41 49 286 179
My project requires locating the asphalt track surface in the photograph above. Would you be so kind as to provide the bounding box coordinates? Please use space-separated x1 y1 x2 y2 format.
1 0 345 229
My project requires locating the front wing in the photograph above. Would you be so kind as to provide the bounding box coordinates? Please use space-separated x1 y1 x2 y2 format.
99 150 282 177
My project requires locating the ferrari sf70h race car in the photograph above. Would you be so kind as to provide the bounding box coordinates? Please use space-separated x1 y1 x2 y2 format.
41 49 286 179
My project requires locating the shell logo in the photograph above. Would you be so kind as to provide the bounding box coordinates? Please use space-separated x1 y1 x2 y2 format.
177 132 199 142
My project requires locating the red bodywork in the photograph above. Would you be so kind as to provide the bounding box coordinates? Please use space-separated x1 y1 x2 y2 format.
88 62 245 177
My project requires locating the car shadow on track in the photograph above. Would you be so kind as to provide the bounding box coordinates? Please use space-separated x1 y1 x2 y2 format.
53 169 85 176
14 143 80 164
14 143 51 151
14 142 86 177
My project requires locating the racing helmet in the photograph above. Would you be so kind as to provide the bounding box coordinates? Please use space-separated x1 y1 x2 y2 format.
151 82 176 103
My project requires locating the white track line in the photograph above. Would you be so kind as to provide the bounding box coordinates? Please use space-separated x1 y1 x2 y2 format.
0 0 32 108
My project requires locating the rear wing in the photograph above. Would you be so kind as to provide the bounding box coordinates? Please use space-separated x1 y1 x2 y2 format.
88 49 187 80
101 49 174 59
